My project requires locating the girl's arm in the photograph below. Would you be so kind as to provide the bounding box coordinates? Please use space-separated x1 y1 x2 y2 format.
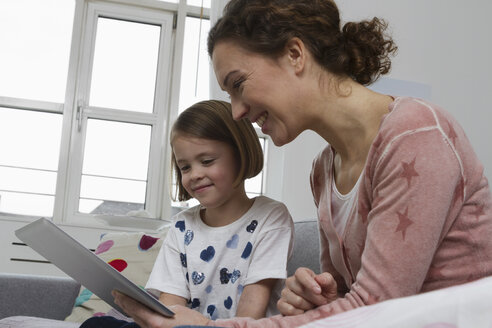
235 279 277 319
159 292 188 307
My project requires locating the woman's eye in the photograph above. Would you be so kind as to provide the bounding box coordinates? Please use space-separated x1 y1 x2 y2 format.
232 77 245 90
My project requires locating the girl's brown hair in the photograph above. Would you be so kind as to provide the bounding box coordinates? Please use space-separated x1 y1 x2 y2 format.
208 0 397 85
170 100 263 201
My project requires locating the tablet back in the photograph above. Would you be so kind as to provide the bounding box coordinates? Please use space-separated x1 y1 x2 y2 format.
15 218 174 318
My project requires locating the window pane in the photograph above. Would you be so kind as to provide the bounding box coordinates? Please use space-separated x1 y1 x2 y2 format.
0 0 74 102
245 174 263 195
0 192 54 217
90 18 160 113
0 167 57 195
0 108 63 170
187 0 211 7
155 0 210 8
79 119 151 214
178 16 210 112
244 137 266 194
80 176 146 205
0 108 62 217
80 199 144 216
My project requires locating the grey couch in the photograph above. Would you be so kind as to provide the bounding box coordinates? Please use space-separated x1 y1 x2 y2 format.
0 220 320 324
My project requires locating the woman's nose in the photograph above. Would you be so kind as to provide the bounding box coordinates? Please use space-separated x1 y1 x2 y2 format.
231 97 249 121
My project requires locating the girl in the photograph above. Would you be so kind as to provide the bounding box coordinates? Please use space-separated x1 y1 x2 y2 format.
145 100 294 320
81 100 294 328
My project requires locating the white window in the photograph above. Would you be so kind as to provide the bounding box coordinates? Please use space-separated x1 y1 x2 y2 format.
0 0 267 229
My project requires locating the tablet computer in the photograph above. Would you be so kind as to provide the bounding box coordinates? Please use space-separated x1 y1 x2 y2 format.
15 218 174 318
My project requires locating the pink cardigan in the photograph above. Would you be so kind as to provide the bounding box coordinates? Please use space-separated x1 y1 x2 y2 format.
211 97 492 327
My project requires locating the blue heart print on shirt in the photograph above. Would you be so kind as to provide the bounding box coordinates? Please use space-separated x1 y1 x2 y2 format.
237 284 244 295
200 246 215 262
184 230 194 245
190 298 200 309
226 234 239 249
207 305 218 320
180 253 187 267
175 220 185 232
192 271 205 285
220 268 241 284
241 242 252 259
224 296 233 310
205 285 213 293
246 220 258 233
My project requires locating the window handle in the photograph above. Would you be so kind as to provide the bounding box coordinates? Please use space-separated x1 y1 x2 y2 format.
76 100 84 132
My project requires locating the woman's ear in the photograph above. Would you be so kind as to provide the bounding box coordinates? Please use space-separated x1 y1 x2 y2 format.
285 37 306 74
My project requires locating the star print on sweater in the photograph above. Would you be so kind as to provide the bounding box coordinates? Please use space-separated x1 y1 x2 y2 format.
395 207 414 241
399 157 419 187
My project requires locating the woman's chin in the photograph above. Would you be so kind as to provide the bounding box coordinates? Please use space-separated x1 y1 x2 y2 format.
270 132 296 147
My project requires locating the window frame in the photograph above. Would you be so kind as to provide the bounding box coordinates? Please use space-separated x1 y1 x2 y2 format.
0 0 213 230
0 0 280 230
62 0 176 227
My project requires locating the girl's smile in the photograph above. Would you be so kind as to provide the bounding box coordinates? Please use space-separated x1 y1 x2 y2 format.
172 135 243 215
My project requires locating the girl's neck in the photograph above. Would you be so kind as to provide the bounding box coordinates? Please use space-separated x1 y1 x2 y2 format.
200 189 255 228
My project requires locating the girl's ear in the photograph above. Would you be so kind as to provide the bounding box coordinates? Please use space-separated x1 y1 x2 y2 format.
285 37 306 74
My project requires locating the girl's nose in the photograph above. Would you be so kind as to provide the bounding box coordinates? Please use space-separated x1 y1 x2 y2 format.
190 167 204 181
231 97 249 121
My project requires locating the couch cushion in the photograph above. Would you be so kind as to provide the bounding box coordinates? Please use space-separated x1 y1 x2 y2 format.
288 220 320 276
0 316 79 328
64 227 169 323
0 273 80 320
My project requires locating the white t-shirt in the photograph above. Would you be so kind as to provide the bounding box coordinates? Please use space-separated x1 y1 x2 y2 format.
331 172 362 236
146 196 294 319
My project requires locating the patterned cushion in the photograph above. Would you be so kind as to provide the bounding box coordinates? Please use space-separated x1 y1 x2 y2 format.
64 227 169 323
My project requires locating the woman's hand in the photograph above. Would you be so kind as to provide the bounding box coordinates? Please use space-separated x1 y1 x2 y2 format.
112 291 210 328
277 267 338 316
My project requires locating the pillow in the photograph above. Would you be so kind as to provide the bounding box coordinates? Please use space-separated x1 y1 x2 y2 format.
64 227 169 323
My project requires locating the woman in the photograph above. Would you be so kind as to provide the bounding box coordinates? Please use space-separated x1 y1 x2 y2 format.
113 0 492 327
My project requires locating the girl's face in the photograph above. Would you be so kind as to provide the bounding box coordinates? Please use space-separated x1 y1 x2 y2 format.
172 135 241 209
212 40 307 147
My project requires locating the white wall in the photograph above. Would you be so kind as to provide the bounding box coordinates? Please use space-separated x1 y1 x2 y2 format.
267 1 492 221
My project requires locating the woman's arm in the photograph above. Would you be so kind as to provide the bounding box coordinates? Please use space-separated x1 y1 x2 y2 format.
235 279 276 318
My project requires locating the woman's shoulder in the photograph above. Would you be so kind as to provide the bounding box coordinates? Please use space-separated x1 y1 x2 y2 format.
310 145 334 186
382 97 442 132
311 144 333 168
376 96 463 147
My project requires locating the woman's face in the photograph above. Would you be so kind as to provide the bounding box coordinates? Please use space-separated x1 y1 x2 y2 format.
212 40 307 146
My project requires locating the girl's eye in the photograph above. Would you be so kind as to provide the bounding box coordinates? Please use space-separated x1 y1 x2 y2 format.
179 165 190 172
202 159 214 165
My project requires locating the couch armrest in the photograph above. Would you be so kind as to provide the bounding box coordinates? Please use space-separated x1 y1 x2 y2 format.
0 273 80 320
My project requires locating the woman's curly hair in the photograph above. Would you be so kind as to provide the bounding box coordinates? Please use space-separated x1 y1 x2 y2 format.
208 0 397 85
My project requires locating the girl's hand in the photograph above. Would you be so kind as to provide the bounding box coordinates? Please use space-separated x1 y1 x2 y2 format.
112 291 210 328
277 267 338 316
